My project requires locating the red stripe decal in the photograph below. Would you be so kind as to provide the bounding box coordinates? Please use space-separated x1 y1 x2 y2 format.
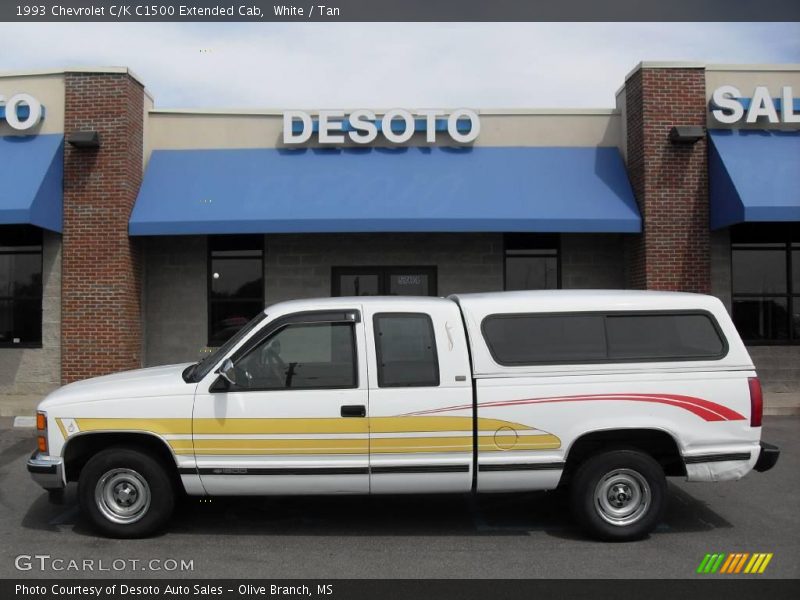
406 393 746 422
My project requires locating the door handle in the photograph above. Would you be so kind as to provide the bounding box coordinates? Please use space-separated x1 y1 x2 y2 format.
341 405 366 418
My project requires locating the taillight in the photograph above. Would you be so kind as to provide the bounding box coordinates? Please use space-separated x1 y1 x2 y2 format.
748 377 763 428
36 410 48 453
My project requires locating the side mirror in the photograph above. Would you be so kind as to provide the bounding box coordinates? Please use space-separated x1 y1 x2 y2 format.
219 358 237 386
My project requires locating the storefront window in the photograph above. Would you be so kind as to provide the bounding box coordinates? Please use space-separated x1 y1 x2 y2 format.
0 226 43 347
332 267 437 297
208 235 264 346
731 224 799 344
504 234 560 290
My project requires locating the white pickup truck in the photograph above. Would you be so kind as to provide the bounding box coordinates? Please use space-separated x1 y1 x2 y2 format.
28 290 779 540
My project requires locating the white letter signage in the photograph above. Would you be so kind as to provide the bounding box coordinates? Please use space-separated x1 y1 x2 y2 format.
710 85 798 125
282 109 480 145
0 93 45 131
283 110 313 144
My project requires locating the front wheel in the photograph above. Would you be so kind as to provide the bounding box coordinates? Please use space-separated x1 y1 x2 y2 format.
569 449 667 542
78 447 175 538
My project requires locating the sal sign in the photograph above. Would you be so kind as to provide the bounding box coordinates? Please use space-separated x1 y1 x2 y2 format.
711 85 800 124
0 93 45 131
283 109 480 145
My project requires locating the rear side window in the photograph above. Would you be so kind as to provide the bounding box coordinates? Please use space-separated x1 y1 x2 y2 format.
482 311 726 366
481 314 606 364
374 313 439 387
606 314 725 360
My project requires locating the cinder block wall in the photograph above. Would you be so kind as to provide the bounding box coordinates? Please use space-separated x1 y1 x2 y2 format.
264 233 504 304
142 236 208 366
625 66 711 292
61 72 145 382
561 234 628 288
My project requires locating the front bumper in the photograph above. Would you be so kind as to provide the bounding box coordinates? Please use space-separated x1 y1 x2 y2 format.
26 451 65 490
754 441 780 473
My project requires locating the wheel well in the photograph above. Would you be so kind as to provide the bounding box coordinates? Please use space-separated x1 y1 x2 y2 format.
562 428 685 484
62 433 181 486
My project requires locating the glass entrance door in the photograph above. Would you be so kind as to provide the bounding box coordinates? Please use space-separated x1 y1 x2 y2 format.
332 267 437 297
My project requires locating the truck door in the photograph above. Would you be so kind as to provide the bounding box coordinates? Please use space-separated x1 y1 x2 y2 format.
191 310 369 495
364 303 474 493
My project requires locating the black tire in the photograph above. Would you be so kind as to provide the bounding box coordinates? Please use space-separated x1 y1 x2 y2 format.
78 447 175 538
569 449 666 542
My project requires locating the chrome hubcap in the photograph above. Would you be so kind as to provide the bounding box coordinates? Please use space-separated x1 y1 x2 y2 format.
95 468 151 525
594 468 651 526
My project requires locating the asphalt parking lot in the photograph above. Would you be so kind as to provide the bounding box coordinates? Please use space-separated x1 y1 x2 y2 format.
0 416 797 580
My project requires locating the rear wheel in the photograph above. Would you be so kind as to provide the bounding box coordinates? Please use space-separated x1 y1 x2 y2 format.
569 449 666 541
78 447 175 538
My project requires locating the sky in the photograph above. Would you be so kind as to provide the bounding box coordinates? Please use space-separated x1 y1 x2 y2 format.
0 22 798 109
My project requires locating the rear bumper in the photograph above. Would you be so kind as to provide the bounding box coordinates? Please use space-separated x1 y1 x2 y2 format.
754 441 780 473
26 451 65 490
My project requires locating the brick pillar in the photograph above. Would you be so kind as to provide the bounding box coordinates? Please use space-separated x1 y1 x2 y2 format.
625 66 710 292
62 72 144 383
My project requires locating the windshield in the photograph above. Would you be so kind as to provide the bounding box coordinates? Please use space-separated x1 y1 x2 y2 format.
184 311 268 382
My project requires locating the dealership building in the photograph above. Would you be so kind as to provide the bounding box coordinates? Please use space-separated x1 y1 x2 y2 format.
0 62 798 415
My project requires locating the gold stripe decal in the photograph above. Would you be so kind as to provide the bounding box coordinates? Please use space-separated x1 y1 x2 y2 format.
75 418 192 435
75 416 562 455
75 416 535 435
372 417 534 433
171 433 561 455
195 418 368 435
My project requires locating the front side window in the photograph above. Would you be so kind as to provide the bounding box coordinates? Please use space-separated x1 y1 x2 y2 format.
208 235 264 346
482 311 726 366
374 313 439 387
0 226 43 347
731 224 799 344
233 322 356 390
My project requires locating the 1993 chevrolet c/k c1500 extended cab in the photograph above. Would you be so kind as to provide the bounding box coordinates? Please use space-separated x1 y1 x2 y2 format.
27 290 779 540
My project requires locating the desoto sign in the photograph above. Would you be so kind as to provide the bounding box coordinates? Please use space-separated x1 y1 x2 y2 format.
711 85 799 124
283 109 480 145
0 93 45 131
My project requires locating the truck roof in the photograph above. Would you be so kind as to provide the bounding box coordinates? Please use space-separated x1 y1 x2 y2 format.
264 295 453 315
266 290 725 317
450 289 723 314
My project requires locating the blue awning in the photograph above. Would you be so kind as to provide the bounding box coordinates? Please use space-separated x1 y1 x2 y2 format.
0 134 63 232
709 130 800 229
129 145 641 235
